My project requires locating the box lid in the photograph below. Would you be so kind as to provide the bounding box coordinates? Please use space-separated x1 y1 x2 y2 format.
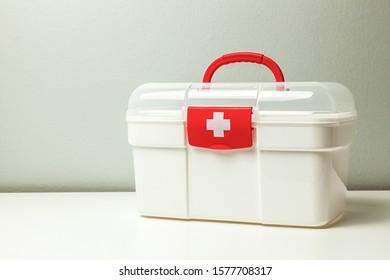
127 82 357 124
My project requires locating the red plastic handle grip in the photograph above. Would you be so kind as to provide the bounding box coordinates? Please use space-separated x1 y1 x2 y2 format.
202 52 284 83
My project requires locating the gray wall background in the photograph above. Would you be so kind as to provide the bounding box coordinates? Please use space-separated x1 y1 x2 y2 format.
1 0 389 191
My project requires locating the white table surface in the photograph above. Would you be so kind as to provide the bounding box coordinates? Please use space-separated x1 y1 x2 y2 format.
0 191 389 260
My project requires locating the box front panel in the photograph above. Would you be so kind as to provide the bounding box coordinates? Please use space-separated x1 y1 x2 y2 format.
187 146 260 223
259 150 334 226
133 147 188 219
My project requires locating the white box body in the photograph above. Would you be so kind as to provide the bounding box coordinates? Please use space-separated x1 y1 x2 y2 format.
127 82 356 227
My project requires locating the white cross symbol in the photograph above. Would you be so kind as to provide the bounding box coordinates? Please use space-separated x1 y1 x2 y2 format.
206 112 231 137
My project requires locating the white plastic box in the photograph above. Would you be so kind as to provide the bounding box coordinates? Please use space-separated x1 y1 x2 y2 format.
126 82 356 227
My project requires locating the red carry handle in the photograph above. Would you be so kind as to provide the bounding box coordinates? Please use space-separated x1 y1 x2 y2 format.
203 52 284 83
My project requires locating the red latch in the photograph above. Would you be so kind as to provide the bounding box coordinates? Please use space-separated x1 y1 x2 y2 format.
187 107 253 150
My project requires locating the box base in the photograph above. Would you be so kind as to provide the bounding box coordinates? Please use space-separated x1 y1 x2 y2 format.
140 211 345 229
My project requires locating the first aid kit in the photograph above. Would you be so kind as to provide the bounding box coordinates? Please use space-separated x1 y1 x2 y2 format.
126 52 357 227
